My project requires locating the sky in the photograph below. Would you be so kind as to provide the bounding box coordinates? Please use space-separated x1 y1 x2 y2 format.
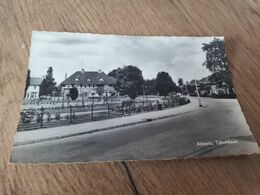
29 31 224 85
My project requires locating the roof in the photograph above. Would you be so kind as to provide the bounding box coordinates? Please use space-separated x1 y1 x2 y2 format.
30 77 43 86
199 76 210 84
60 71 116 86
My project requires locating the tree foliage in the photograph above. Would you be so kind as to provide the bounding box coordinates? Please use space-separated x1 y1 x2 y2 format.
108 68 122 79
143 79 157 95
39 67 57 96
202 38 231 86
155 72 177 96
96 86 104 96
69 85 79 100
108 65 144 99
178 78 183 86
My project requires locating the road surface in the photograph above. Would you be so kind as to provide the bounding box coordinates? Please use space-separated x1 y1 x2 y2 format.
11 98 259 163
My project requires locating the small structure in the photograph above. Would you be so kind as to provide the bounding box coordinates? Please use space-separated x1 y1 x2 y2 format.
25 77 43 99
60 69 117 98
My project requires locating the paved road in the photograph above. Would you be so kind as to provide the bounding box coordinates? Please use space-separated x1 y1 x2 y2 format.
11 98 259 163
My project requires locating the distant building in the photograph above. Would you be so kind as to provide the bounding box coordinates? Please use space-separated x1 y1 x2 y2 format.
25 77 43 99
186 75 235 97
60 69 117 98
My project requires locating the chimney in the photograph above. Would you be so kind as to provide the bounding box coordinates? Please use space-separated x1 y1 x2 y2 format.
65 73 67 80
98 69 102 73
81 69 85 73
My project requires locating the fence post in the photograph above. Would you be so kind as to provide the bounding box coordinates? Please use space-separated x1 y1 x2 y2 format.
82 98 85 107
107 102 110 118
40 107 44 128
142 100 145 112
126 102 128 114
69 105 72 124
91 103 94 121
122 102 124 116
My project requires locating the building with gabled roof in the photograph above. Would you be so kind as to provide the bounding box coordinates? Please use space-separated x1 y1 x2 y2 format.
25 77 44 99
60 69 117 98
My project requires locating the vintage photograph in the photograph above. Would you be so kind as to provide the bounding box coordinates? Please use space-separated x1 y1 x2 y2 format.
11 31 259 163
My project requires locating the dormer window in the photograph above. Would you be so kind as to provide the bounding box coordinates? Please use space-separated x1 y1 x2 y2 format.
87 78 91 82
99 78 104 82
75 75 80 82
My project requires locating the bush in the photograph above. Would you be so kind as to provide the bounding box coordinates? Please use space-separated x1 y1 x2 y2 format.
47 112 51 121
55 113 61 120
65 115 70 120
72 112 76 119
136 106 142 113
20 112 31 124
211 93 236 99
157 103 162 110
36 113 42 123
178 97 190 105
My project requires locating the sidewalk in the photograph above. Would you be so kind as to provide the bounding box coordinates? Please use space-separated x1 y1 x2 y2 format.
14 97 201 146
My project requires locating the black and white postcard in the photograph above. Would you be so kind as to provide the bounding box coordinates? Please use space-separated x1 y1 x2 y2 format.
11 31 259 163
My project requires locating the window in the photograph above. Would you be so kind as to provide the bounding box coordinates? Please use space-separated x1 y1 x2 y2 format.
30 92 38 98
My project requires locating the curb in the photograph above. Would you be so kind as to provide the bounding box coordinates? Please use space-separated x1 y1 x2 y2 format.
14 108 201 146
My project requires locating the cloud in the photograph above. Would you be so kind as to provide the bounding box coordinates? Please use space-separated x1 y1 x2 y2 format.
29 31 222 84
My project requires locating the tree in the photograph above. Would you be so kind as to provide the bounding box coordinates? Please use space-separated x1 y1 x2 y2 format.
39 79 47 96
202 38 234 94
202 38 228 73
143 79 157 95
96 86 104 96
177 78 184 93
155 72 176 96
178 78 183 86
39 67 57 96
108 65 144 99
24 69 30 98
69 85 79 100
108 68 122 78
186 84 196 94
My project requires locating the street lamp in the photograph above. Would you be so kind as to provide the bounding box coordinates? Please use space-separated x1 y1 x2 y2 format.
193 68 206 107
194 79 202 107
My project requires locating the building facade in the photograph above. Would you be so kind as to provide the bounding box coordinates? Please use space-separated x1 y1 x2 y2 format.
60 69 117 98
25 77 43 99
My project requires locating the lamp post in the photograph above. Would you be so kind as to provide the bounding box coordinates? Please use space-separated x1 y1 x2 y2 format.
193 68 206 107
194 79 202 107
